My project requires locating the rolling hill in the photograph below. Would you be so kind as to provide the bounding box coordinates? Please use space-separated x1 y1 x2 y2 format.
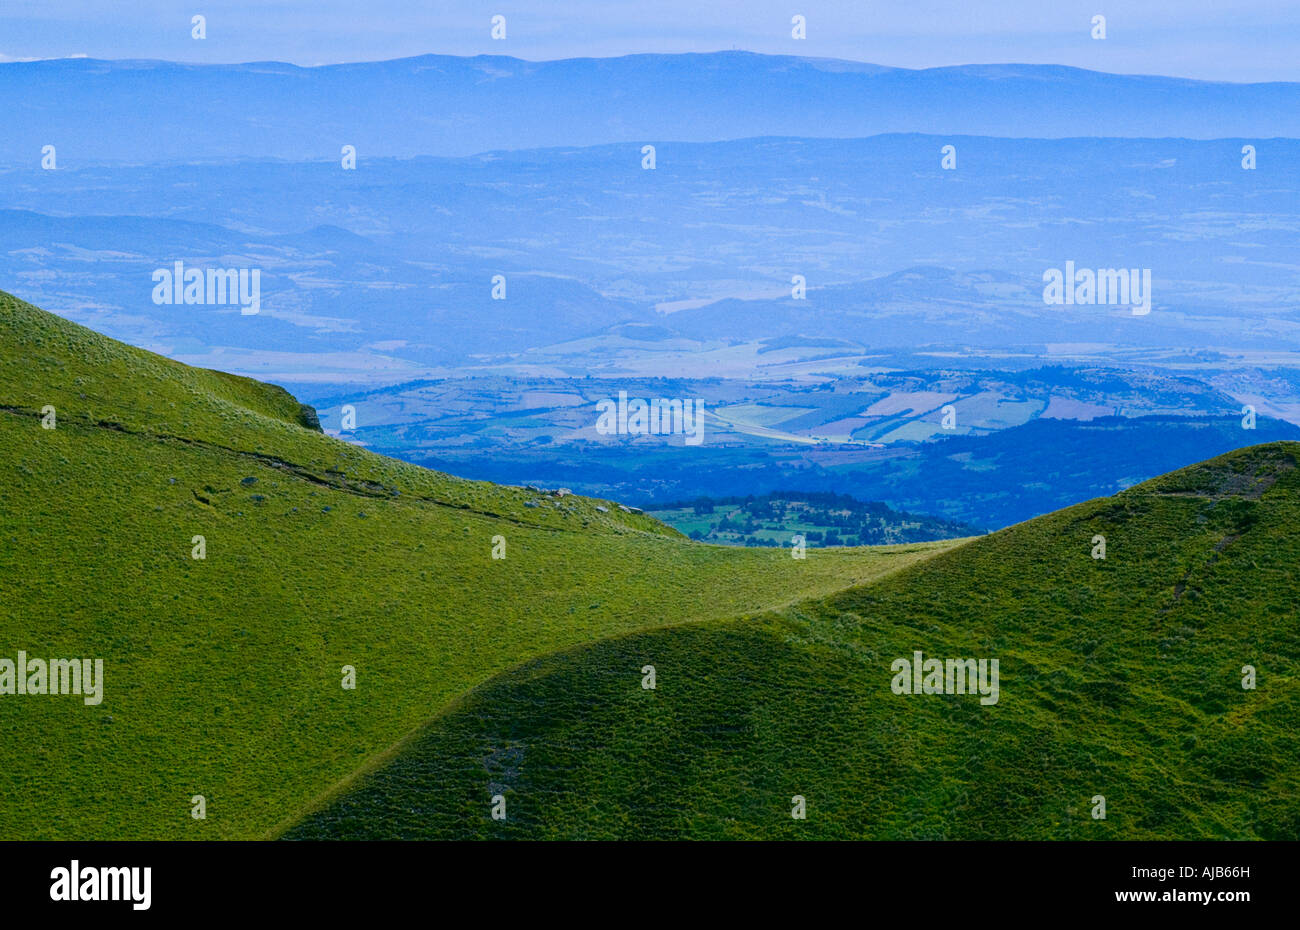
287 444 1300 839
2 290 1295 841
0 290 951 839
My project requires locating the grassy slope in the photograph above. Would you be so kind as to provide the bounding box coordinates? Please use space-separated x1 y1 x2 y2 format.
0 291 956 839
288 443 1300 840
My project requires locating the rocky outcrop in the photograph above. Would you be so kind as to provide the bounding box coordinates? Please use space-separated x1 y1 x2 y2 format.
297 404 323 432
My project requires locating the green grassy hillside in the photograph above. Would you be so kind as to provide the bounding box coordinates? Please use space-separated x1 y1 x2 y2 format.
288 443 1300 840
0 291 956 839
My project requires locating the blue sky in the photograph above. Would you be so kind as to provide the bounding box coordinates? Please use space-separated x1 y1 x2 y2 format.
1 1 1298 82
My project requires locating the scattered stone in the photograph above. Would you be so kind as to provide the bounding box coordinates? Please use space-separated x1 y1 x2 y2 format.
240 476 257 486
595 505 609 513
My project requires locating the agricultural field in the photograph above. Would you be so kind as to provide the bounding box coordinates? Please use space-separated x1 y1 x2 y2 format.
651 491 982 547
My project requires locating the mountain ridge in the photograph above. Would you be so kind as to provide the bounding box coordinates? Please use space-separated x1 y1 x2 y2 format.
5 51 1299 165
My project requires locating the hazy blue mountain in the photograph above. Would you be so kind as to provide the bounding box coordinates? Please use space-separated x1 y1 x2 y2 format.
0 207 652 365
3 52 1300 165
661 265 1290 351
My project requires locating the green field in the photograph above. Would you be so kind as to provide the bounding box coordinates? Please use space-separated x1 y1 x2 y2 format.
0 291 953 839
290 444 1300 839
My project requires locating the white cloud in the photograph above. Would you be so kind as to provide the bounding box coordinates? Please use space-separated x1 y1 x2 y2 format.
0 52 88 62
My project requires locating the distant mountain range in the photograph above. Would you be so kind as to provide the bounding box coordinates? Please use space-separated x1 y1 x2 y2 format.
3 52 1300 165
